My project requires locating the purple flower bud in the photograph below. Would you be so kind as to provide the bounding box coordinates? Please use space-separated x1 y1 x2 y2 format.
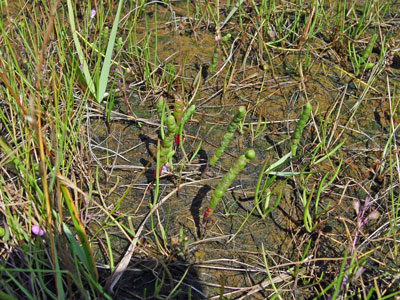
90 9 96 19
352 199 360 214
32 225 44 236
161 164 168 176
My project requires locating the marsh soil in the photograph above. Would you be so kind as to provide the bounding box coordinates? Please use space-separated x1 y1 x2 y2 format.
84 2 400 299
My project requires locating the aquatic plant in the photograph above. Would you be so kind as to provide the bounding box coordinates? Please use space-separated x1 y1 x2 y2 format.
1 1 398 298
176 103 196 147
154 96 195 176
349 32 378 76
173 97 185 145
209 106 246 166
204 149 255 221
154 115 177 177
209 33 231 73
291 102 312 156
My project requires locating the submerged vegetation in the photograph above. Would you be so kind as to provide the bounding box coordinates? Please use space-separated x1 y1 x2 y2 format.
1 0 400 298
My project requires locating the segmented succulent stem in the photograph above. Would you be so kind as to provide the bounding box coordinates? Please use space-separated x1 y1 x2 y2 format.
156 97 166 120
174 98 185 124
360 33 377 65
209 106 246 166
209 34 231 73
173 98 185 145
160 115 177 164
205 149 255 220
155 115 177 178
155 97 195 175
209 47 219 73
221 33 231 43
177 104 195 145
180 104 196 126
291 102 312 156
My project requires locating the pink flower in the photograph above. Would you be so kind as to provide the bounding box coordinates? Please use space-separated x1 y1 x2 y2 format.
161 164 168 176
31 225 45 236
90 9 96 20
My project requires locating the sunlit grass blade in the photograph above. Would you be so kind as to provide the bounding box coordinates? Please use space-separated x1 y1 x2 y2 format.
66 0 96 99
97 0 124 103
220 0 246 29
264 152 291 174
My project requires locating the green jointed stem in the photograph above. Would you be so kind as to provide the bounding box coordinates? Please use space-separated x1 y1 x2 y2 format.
177 104 196 147
221 33 231 43
209 47 219 73
178 104 195 134
207 149 255 217
291 102 312 156
359 33 377 64
174 98 185 125
181 104 196 125
209 106 246 166
156 97 166 120
160 115 177 164
209 34 231 73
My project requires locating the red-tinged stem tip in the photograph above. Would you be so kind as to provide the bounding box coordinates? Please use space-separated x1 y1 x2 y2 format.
174 134 180 145
204 207 211 219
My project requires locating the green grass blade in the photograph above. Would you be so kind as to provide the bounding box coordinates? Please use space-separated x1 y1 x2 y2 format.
264 152 291 174
221 0 246 29
97 0 124 103
0 292 18 300
66 0 96 99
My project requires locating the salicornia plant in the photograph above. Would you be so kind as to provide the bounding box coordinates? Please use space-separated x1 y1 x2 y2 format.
291 102 312 156
209 106 246 166
209 33 231 73
260 102 313 176
174 97 185 145
349 32 377 76
155 96 195 176
159 115 177 170
204 149 255 221
177 102 196 147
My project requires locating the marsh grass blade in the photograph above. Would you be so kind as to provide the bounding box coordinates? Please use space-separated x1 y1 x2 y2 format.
67 0 124 103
